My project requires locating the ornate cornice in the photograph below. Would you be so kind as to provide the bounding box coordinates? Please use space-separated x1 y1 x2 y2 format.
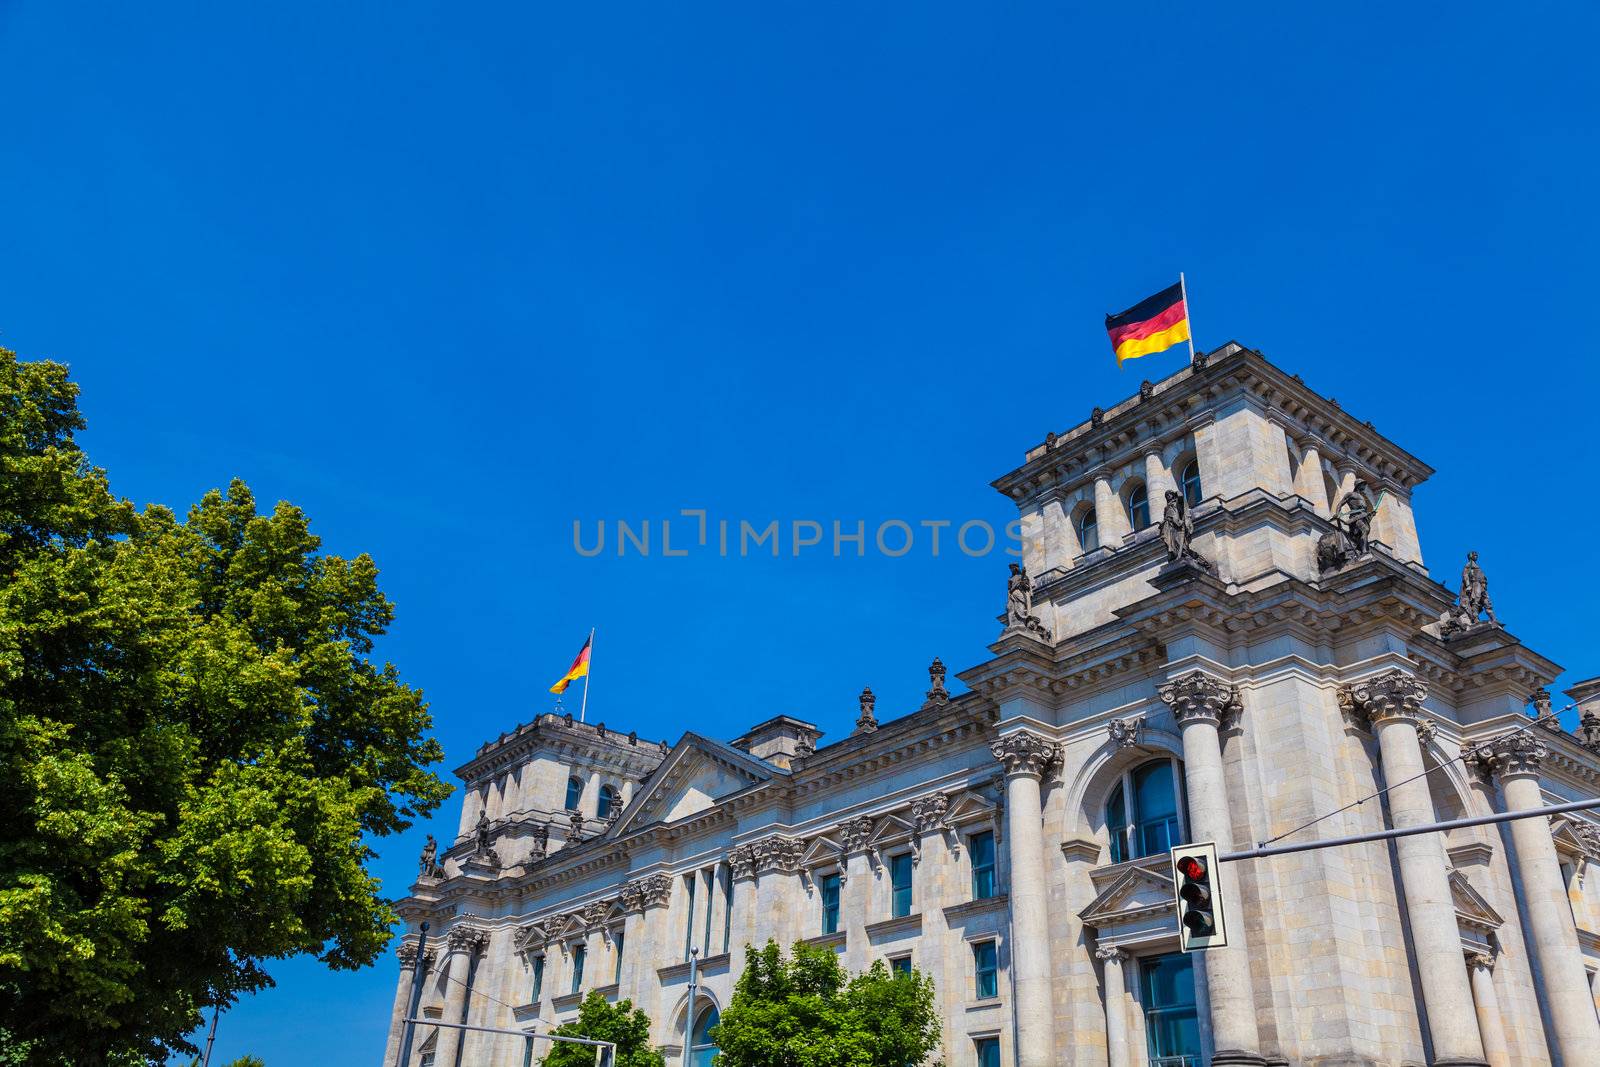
1158 671 1242 730
990 730 1061 779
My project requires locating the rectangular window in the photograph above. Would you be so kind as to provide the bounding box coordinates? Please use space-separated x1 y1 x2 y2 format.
974 1038 1000 1067
973 940 998 999
890 853 914 918
970 831 996 900
683 872 697 960
1141 952 1200 1065
531 955 545 1001
721 865 734 953
702 868 715 957
890 955 912 977
570 944 586 993
820 872 842 934
613 931 625 983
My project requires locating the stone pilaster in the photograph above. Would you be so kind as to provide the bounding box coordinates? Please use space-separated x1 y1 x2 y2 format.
1159 671 1265 1067
1465 953 1510 1067
990 730 1060 1067
1095 946 1131 1067
1464 731 1600 1060
1144 451 1177 526
1344 671 1487 1066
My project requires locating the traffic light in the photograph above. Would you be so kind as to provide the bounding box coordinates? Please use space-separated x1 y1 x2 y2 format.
1170 841 1228 951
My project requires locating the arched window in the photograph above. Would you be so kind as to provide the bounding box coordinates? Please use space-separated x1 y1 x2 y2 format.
1076 508 1099 553
564 776 583 812
597 784 619 821
1178 459 1203 507
689 1003 720 1067
1106 758 1187 863
1126 482 1150 530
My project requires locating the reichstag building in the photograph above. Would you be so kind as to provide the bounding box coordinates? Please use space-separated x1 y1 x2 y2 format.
388 344 1600 1066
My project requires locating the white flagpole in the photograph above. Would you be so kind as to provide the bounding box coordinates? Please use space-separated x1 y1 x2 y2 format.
578 628 595 723
1180 272 1197 364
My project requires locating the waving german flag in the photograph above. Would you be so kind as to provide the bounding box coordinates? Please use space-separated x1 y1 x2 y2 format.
549 633 592 694
1106 280 1190 365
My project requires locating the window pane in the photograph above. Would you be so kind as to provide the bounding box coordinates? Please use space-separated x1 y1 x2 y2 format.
614 932 625 982
975 1038 1000 1067
971 831 996 899
1106 787 1128 864
821 873 841 934
973 941 998 999
565 777 583 811
571 945 585 992
1132 761 1181 859
1129 486 1150 530
890 956 912 976
891 853 913 917
1079 511 1099 552
691 1006 721 1067
597 785 615 821
531 956 544 1000
1180 462 1203 507
1141 953 1199 1065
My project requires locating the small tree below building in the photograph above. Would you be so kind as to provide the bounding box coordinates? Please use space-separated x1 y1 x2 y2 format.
713 941 943 1067
543 991 665 1067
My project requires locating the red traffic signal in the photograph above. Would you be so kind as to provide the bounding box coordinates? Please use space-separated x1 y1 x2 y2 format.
1170 842 1228 951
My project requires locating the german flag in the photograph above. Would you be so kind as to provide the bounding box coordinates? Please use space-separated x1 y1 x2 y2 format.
1106 281 1190 365
549 634 592 694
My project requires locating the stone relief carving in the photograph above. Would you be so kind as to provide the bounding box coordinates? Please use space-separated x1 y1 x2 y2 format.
1003 563 1052 641
1318 479 1375 573
1580 708 1600 751
418 834 441 880
753 835 803 875
855 686 878 734
728 843 758 881
525 822 549 863
841 815 874 855
446 924 489 955
1106 716 1144 749
470 810 500 868
567 809 585 844
1529 687 1562 733
1339 670 1428 734
911 792 950 835
1462 731 1548 779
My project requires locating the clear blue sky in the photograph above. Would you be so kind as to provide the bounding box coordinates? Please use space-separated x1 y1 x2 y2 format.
2 2 1597 1063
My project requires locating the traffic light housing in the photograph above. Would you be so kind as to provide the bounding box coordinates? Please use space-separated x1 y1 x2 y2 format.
1170 841 1228 951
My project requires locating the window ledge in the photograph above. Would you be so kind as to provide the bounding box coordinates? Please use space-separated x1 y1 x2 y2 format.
551 991 583 1013
592 983 619 1000
657 952 729 982
966 997 1003 1013
943 895 1008 923
865 913 923 940
800 931 847 950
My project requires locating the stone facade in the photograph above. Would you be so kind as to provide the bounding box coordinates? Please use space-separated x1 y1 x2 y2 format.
389 344 1600 1067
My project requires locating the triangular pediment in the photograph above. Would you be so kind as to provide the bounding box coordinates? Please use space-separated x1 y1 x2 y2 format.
1080 864 1176 928
867 814 916 848
1449 870 1504 931
945 790 997 826
801 835 845 869
1549 818 1599 861
609 733 777 836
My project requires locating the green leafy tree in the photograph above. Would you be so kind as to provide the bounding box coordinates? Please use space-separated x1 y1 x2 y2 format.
543 990 665 1067
0 348 452 1064
713 941 942 1067
223 1058 266 1067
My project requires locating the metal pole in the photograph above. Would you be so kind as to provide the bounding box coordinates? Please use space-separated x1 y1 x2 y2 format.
397 921 431 1067
683 948 699 1067
200 1005 221 1067
1219 796 1600 863
1180 272 1196 363
579 628 595 723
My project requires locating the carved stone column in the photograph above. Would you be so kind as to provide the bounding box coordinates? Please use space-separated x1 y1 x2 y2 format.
1096 946 1131 1067
1465 953 1510 1067
1345 671 1487 1065
1292 442 1331 516
727 845 758 970
1144 451 1177 525
990 730 1060 1067
1465 732 1600 1059
433 924 487 1067
385 940 432 1067
1159 672 1264 1067
1094 473 1131 546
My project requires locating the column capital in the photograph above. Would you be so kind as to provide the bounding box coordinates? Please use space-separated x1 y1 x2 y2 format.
397 940 434 970
728 844 758 881
1465 951 1495 973
1338 669 1428 731
1462 731 1547 780
753 835 803 875
445 923 489 955
990 730 1061 779
1159 671 1242 729
619 872 673 911
1094 946 1127 964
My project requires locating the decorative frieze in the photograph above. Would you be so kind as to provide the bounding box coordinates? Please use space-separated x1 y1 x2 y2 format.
990 730 1061 779
1462 732 1547 779
1159 671 1242 730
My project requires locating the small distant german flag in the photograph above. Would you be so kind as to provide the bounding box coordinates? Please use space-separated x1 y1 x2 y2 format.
549 634 592 694
1106 280 1190 365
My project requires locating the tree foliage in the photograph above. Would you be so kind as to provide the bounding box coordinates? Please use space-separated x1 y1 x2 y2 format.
713 941 943 1067
543 990 665 1067
0 348 452 1064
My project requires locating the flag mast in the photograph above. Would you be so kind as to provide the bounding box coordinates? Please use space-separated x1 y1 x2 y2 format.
579 627 595 723
1180 271 1197 364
